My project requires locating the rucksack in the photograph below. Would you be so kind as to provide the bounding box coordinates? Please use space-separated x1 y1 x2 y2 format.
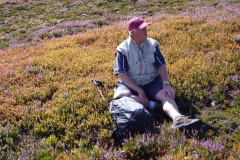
109 96 153 143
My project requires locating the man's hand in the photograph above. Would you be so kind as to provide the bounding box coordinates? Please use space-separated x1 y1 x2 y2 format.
138 90 149 108
162 84 175 99
118 73 150 107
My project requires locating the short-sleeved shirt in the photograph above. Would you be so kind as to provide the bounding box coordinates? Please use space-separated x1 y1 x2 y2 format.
114 45 166 75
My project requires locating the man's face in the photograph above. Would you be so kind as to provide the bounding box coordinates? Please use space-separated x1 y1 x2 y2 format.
133 27 148 44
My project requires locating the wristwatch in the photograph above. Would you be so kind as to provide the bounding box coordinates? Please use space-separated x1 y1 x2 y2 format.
163 81 170 85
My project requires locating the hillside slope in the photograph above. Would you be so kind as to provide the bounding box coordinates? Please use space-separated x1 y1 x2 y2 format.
0 0 240 159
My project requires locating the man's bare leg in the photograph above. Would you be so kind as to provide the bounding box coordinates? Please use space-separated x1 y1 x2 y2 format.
154 90 181 120
113 91 141 103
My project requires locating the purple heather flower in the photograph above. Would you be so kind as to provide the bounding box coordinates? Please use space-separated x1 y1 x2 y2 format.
36 100 42 107
25 65 37 73
5 69 14 75
4 89 9 94
194 138 225 153
64 92 69 97
103 153 111 159
137 0 147 3
230 74 239 82
36 72 45 79
57 20 94 28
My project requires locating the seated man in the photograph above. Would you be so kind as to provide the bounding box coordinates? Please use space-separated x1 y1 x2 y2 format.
113 17 200 129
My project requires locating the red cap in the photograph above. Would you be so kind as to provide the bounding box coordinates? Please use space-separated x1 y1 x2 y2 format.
128 17 150 31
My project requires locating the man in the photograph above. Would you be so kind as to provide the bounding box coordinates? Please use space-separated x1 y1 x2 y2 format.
113 17 200 129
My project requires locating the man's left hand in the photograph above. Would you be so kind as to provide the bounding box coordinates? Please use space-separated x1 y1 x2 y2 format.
162 84 175 99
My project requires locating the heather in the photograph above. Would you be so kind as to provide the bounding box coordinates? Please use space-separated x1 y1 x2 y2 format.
0 0 240 159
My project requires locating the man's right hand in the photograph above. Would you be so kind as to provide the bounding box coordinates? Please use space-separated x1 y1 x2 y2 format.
118 73 149 107
138 90 149 108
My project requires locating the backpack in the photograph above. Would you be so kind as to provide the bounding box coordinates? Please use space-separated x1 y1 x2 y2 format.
109 97 153 143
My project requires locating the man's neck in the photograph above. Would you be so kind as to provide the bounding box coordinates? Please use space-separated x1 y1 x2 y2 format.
130 36 145 45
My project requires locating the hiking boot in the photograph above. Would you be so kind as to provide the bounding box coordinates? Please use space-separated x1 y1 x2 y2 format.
172 116 200 129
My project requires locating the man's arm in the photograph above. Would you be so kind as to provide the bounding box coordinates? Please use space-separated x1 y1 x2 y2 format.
114 50 143 94
159 65 169 82
154 45 175 99
159 65 175 99
114 51 149 106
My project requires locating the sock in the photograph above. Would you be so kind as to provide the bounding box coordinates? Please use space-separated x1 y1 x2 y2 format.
149 101 157 110
173 114 183 121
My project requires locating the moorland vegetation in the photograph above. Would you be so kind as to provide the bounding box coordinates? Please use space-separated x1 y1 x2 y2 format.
0 0 240 159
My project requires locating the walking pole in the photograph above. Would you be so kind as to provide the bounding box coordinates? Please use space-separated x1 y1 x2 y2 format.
92 78 105 100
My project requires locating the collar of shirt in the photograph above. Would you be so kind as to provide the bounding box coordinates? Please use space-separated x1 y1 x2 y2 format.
129 36 147 48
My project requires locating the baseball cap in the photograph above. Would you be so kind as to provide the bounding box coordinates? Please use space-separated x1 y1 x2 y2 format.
128 17 150 31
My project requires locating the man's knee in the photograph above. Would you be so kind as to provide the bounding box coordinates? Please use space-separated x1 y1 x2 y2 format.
113 90 132 99
155 90 167 101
